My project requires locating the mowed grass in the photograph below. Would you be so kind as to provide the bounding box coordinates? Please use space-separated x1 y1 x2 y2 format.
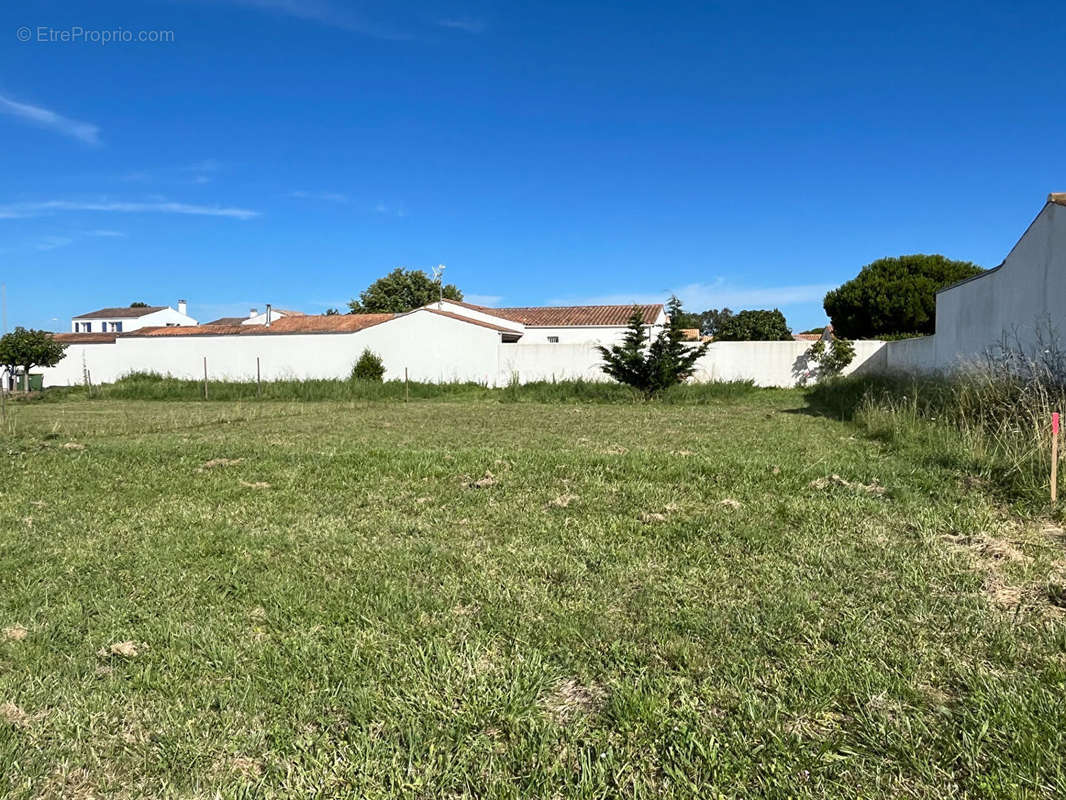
1 393 1065 798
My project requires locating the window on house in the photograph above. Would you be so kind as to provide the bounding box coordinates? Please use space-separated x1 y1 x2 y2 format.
548 336 559 343
112 322 122 332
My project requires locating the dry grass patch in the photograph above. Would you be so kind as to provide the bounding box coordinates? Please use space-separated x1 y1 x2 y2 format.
548 493 579 508
718 498 742 510
1 700 31 728
97 641 141 658
809 474 885 495
239 480 271 489
3 624 28 641
541 678 606 725
465 471 498 489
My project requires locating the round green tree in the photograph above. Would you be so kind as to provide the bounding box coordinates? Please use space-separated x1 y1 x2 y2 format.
348 268 462 314
824 255 983 338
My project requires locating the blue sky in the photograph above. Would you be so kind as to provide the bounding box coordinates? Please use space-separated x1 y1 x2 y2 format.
2 0 1064 331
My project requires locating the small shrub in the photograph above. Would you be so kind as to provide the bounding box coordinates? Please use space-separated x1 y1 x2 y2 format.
351 349 386 382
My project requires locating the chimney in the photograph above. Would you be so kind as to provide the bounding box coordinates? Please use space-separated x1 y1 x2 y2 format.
249 307 258 319
265 304 272 327
177 299 187 316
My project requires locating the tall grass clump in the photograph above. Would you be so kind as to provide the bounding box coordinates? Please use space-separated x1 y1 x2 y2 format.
808 328 1066 500
39 371 777 406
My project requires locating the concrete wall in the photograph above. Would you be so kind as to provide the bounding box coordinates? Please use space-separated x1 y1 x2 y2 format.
41 326 891 390
883 335 938 373
928 199 1066 368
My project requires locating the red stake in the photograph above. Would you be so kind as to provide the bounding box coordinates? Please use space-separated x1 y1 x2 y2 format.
1052 412 1060 504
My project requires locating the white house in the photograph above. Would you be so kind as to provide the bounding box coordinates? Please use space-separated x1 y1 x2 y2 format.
71 300 197 333
423 299 667 345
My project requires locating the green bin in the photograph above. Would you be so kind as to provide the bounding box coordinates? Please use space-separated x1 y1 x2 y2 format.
27 373 44 392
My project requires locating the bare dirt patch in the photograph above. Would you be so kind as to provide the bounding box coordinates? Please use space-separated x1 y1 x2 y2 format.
719 498 742 510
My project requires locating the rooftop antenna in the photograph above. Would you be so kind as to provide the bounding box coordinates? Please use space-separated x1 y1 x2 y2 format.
431 264 446 307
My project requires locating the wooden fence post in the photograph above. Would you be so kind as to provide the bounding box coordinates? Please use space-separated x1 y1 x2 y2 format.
405 367 409 403
203 357 208 401
257 357 262 398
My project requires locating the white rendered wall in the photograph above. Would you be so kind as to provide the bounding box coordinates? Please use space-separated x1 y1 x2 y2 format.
930 201 1066 368
883 336 938 373
43 315 887 390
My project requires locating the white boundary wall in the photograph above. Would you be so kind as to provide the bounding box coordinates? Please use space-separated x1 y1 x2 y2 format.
42 324 889 390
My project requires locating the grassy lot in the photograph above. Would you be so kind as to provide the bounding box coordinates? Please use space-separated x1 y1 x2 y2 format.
1 392 1064 798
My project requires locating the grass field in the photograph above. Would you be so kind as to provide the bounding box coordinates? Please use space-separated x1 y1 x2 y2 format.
1 391 1065 798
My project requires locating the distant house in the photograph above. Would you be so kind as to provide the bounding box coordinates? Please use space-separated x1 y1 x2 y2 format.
425 299 666 345
203 306 306 327
71 300 197 333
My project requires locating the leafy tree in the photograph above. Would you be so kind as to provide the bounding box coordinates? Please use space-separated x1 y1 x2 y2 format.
348 267 462 314
597 297 710 395
130 301 149 308
824 254 983 338
324 308 341 316
697 308 733 337
350 349 386 382
804 337 855 381
670 306 734 337
715 309 792 341
0 327 68 392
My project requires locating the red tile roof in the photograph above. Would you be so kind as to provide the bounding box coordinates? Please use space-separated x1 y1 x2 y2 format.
268 314 392 332
51 332 118 344
72 306 167 319
130 314 395 337
448 301 664 327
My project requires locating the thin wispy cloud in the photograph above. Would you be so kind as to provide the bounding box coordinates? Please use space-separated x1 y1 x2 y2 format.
0 200 259 220
0 94 101 145
291 190 348 203
85 229 127 238
209 0 412 39
374 201 406 217
550 280 834 311
34 236 73 252
438 18 486 34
